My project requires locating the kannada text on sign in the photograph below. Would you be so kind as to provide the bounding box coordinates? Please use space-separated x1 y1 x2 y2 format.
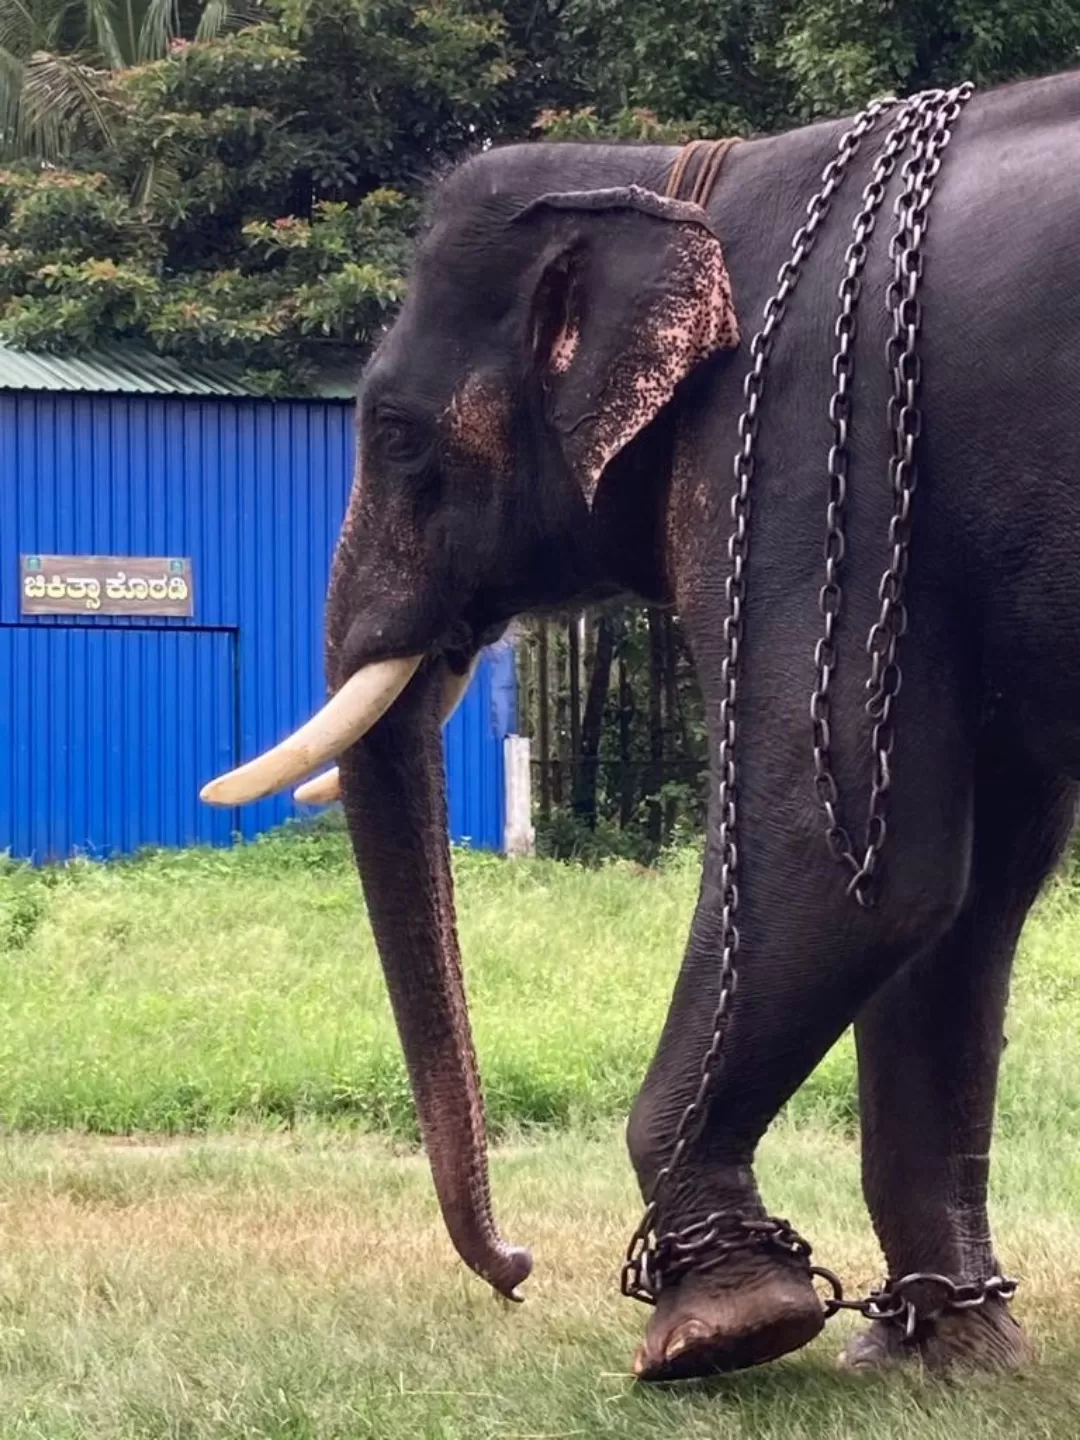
19 556 194 617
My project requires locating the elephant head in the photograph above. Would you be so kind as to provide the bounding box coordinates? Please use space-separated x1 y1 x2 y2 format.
200 147 740 1299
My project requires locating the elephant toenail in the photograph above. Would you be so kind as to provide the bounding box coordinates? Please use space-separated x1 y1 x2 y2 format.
664 1320 711 1361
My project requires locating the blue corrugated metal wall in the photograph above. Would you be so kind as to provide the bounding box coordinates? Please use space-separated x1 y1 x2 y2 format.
0 391 509 862
446 642 515 851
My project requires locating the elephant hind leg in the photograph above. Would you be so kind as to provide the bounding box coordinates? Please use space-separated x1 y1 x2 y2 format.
840 1298 1032 1375
842 750 1077 1374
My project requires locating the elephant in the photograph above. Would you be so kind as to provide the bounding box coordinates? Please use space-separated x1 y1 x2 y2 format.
201 64 1080 1381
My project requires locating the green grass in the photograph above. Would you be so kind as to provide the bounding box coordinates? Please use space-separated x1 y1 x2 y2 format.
0 828 1079 1436
0 1123 1077 1438
0 828 692 1135
1 826 1078 1140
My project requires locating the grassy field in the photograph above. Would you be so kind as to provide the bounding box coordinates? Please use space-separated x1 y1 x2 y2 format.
1 827 1079 1437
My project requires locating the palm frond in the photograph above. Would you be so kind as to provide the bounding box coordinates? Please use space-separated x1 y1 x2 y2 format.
136 0 177 62
0 0 33 57
194 0 224 40
195 0 264 43
0 45 27 153
18 47 113 156
131 154 182 215
81 0 125 68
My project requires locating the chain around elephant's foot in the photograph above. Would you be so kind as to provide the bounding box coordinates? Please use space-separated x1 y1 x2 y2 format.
838 1297 1033 1375
631 1248 825 1382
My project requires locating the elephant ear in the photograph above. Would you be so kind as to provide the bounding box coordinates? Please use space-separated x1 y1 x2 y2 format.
514 185 739 508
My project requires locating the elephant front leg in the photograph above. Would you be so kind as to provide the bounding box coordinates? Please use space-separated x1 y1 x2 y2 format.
625 814 970 1382
842 757 1077 1374
624 881 823 1380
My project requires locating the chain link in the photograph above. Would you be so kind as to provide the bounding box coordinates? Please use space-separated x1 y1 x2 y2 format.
812 94 923 898
621 85 993 1334
621 93 897 1307
628 1215 813 1302
814 1268 1018 1341
857 81 975 894
811 83 974 905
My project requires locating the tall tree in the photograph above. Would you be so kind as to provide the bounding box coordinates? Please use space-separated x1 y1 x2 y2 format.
662 612 679 842
573 613 615 826
567 614 581 776
537 620 551 818
615 619 636 831
6 0 1080 378
646 607 665 846
0 0 514 386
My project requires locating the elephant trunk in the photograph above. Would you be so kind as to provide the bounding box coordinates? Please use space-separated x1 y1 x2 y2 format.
339 662 532 1300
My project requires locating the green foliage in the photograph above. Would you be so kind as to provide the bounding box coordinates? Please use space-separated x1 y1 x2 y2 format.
0 0 233 160
549 0 1080 135
0 167 156 345
534 794 706 867
1 827 1079 1142
772 0 1080 119
0 0 515 383
0 874 46 948
0 167 140 253
532 104 704 144
0 152 417 377
4 0 1080 379
534 809 648 865
538 0 793 137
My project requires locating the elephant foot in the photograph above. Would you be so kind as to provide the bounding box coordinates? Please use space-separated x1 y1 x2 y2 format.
838 1298 1033 1375
632 1252 825 1382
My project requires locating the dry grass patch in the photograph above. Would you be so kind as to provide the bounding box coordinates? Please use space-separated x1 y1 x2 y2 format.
0 1124 1077 1438
1 832 1079 1434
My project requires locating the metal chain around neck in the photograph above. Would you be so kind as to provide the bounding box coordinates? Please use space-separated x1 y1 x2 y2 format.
812 82 974 905
621 84 978 1317
621 92 898 1306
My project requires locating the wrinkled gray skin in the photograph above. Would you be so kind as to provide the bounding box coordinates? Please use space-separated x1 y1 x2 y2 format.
325 67 1080 1380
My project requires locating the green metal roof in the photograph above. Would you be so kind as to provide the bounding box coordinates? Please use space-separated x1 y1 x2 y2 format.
0 341 359 401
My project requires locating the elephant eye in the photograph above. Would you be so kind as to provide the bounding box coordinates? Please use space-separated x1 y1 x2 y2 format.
374 407 429 466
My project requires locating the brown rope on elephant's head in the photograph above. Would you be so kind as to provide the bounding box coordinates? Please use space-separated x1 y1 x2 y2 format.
664 137 739 208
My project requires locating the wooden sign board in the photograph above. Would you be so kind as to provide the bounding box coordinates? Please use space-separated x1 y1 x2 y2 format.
20 555 194 617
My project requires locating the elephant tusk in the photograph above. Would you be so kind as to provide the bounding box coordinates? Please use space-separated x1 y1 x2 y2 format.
293 769 343 806
292 656 480 807
439 653 481 726
200 655 423 807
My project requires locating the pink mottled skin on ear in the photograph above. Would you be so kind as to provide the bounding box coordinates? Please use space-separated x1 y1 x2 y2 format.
564 224 739 505
550 321 580 373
